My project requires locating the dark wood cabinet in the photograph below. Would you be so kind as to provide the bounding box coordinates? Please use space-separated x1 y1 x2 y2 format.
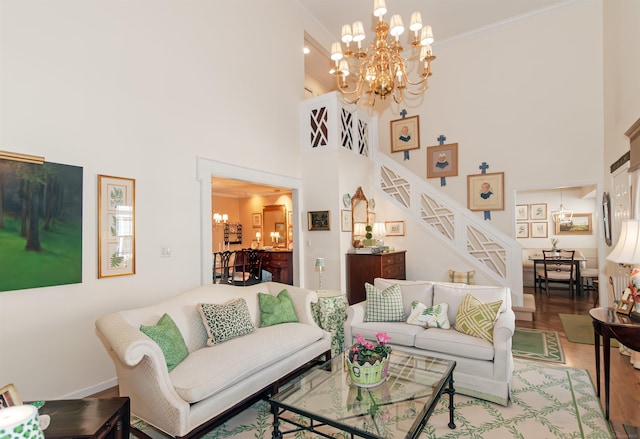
346 251 406 304
260 250 293 285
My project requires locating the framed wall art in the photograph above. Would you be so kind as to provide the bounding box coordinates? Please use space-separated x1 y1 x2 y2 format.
426 143 458 179
390 115 420 153
530 203 547 220
555 213 593 235
530 222 548 238
308 210 330 231
516 222 529 238
341 210 352 232
467 172 505 211
0 384 22 408
516 205 528 221
616 299 634 316
252 213 262 227
98 175 136 278
385 221 405 236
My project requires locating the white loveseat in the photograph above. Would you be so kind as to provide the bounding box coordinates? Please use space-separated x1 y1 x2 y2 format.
345 278 515 405
95 282 331 438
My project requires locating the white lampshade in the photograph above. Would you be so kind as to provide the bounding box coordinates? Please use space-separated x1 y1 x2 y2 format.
352 21 365 42
372 222 386 238
608 220 640 264
330 42 343 61
373 0 387 17
389 15 404 37
341 24 353 43
354 223 367 236
420 25 434 45
409 12 423 32
0 405 44 439
315 257 325 272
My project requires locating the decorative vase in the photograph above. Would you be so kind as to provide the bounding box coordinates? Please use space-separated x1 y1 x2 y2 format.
346 354 390 388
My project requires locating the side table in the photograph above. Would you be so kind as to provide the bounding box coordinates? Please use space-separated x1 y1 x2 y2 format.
38 397 130 438
311 289 348 356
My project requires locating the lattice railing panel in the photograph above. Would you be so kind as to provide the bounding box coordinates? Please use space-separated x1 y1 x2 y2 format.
466 225 507 278
420 193 455 241
310 107 328 149
380 165 410 208
341 108 353 151
358 119 369 157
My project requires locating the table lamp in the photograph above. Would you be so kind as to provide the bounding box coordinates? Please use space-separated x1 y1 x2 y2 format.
372 222 386 247
315 257 325 289
607 219 640 305
0 405 44 439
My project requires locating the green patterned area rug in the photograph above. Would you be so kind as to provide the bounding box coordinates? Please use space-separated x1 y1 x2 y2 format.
130 359 612 439
512 327 565 363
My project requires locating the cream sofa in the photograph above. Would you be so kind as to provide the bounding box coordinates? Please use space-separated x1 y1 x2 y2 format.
95 282 331 438
345 278 515 405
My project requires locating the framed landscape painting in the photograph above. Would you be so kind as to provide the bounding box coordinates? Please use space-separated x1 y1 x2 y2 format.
555 213 593 235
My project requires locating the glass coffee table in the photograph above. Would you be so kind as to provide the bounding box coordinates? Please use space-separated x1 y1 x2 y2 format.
269 351 456 439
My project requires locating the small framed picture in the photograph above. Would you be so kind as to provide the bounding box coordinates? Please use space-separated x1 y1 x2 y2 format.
516 205 529 221
252 213 262 227
341 210 352 232
616 299 634 316
530 222 548 238
467 172 505 211
367 212 376 225
516 222 529 238
385 221 405 236
426 143 458 179
0 384 22 408
390 115 420 153
530 203 547 220
308 210 330 231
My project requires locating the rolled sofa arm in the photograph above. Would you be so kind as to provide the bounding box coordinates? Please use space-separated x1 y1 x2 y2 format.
344 301 367 346
492 309 516 381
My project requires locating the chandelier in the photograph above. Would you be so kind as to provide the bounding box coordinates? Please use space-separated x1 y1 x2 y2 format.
329 0 436 106
552 188 573 225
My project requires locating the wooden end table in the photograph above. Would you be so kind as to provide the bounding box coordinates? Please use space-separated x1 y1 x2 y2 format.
38 397 130 438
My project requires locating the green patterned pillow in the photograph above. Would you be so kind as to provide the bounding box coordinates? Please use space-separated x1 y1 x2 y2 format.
198 299 256 346
140 313 189 372
364 282 405 322
258 289 298 327
406 301 450 329
454 294 503 342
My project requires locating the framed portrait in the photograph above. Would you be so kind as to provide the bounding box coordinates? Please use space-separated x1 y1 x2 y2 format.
308 210 330 231
0 384 22 408
390 115 420 153
252 213 262 227
555 213 593 235
98 175 135 278
426 143 458 179
530 222 548 238
530 203 547 220
616 299 634 316
385 221 405 236
516 205 528 221
516 222 529 238
341 210 352 232
467 172 504 211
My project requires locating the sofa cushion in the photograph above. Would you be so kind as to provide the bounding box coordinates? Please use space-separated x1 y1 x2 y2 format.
258 289 298 327
198 299 256 346
414 328 495 360
454 294 503 342
170 323 324 403
433 283 509 325
364 283 405 322
406 301 450 329
349 321 423 348
139 313 189 372
374 278 433 316
448 270 475 285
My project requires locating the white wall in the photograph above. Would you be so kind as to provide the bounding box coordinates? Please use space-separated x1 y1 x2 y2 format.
0 0 308 400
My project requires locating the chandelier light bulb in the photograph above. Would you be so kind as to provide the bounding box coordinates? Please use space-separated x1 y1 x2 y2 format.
409 12 423 32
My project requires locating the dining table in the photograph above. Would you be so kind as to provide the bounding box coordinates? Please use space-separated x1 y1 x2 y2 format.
529 252 586 296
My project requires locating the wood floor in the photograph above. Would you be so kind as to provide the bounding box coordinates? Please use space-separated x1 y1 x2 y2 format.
93 286 640 438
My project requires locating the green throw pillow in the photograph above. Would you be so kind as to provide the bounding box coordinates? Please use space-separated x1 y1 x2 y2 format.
454 294 503 342
198 299 256 345
364 282 405 322
140 313 189 372
258 289 298 327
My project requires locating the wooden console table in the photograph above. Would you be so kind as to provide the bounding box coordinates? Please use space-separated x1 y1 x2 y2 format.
260 250 293 285
39 397 130 438
346 250 406 304
589 307 640 419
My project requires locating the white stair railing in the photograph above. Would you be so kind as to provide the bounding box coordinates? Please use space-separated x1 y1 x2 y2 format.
300 93 523 306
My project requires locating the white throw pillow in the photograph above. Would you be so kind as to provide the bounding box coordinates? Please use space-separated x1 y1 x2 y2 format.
406 301 450 329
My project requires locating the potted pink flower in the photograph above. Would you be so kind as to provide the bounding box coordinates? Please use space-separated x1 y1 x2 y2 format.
346 332 392 388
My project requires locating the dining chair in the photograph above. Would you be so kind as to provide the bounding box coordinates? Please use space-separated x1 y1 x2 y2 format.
231 249 262 286
213 250 234 284
537 250 576 298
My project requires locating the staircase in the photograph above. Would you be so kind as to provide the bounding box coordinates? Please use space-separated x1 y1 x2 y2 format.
301 92 531 315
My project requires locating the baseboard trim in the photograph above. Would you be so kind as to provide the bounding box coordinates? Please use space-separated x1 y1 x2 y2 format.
60 377 118 399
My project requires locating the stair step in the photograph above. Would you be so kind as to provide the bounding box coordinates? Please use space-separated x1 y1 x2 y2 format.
513 293 536 322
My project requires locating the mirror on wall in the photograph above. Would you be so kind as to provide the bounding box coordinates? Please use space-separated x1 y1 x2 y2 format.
351 187 369 247
263 204 287 249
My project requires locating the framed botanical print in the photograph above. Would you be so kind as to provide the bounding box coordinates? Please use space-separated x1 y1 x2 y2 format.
530 203 547 220
516 205 528 221
530 222 548 238
385 221 405 236
516 222 529 238
341 210 352 232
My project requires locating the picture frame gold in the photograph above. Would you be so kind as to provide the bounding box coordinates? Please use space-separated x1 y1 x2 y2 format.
0 383 22 408
467 172 505 211
308 211 330 231
252 213 262 227
516 205 528 221
426 143 458 179
530 222 548 238
555 213 593 235
98 175 136 278
516 222 529 238
390 115 420 153
530 203 547 220
341 210 352 232
385 221 405 236
616 299 634 316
